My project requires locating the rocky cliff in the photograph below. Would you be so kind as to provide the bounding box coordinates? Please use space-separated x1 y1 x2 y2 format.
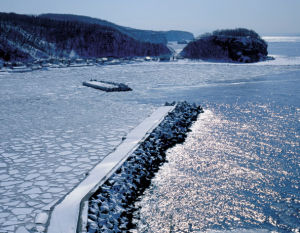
180 28 268 63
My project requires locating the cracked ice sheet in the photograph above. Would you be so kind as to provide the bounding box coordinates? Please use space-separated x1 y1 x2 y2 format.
0 67 155 232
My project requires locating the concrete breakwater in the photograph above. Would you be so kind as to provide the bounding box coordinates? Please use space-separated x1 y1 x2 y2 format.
86 102 203 232
82 80 132 92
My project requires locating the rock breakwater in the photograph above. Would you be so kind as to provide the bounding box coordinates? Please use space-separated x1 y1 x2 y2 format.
86 102 203 232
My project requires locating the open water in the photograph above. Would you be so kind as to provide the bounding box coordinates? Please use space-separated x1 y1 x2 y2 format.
133 37 300 233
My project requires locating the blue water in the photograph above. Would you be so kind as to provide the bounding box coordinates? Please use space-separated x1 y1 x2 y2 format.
133 39 300 232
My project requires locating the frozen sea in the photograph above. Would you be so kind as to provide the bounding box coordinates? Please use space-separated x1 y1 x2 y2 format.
0 36 299 232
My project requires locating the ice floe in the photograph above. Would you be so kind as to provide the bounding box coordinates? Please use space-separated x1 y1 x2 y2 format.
55 166 72 173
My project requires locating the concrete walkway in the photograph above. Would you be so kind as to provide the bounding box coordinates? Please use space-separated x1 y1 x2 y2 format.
46 106 174 233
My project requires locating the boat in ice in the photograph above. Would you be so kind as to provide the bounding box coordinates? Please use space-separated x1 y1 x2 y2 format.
82 79 132 92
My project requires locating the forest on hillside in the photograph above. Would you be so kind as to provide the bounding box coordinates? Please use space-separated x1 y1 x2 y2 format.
0 13 171 62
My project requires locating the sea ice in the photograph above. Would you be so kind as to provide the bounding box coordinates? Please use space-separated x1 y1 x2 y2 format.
35 225 45 232
0 198 11 203
21 140 33 144
24 174 39 181
0 181 22 186
16 215 26 220
14 158 28 163
41 193 52 199
35 212 48 224
41 199 53 204
77 158 90 163
0 162 7 168
47 187 64 193
35 176 46 181
28 202 39 207
29 194 39 199
35 181 49 186
9 169 18 175
1 153 16 157
40 169 53 174
31 151 40 155
0 213 10 218
108 141 120 146
58 151 72 156
6 201 21 206
61 143 72 148
0 174 10 179
23 188 42 195
55 166 72 172
42 200 59 211
2 219 19 226
2 225 15 231
11 208 32 215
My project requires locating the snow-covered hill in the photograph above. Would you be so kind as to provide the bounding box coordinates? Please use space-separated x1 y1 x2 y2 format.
40 14 194 44
0 12 171 62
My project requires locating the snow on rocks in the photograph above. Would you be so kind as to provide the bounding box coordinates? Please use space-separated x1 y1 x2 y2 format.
86 102 203 232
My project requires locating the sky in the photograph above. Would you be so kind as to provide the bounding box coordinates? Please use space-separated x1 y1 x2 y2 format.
1 0 300 36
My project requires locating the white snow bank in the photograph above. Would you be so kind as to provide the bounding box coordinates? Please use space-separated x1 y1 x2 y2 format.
46 106 174 233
